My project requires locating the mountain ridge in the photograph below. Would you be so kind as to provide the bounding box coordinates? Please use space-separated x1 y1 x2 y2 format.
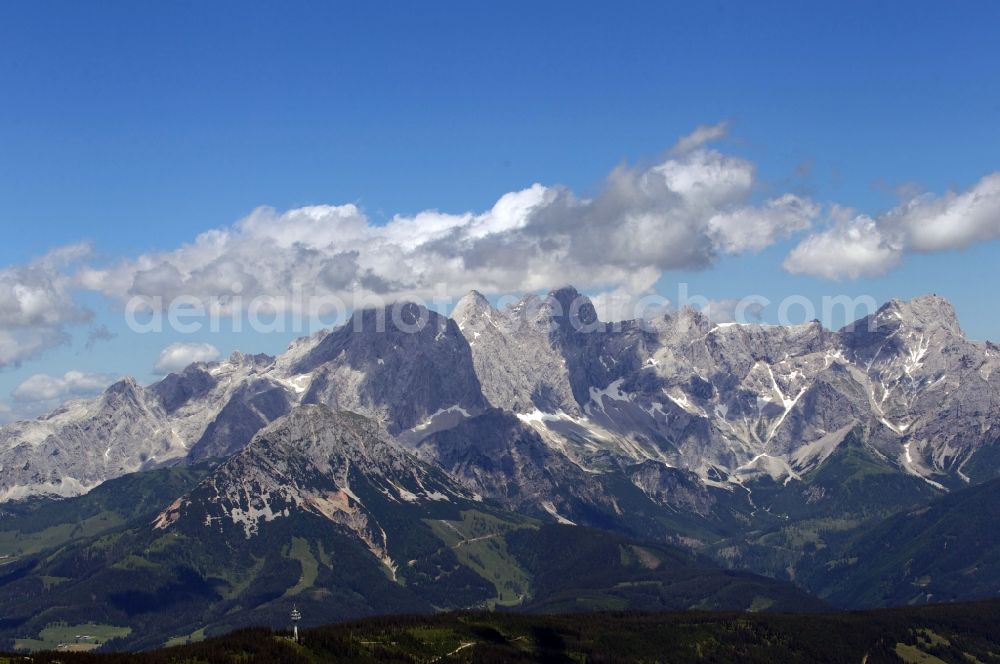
1 288 997 554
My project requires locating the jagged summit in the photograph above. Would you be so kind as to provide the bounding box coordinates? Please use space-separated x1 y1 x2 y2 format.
293 301 455 372
290 299 485 434
452 289 495 330
104 375 141 395
544 286 600 328
455 288 490 309
225 350 275 367
896 294 963 335
843 293 964 337
546 285 584 305
504 285 602 333
673 305 713 329
101 376 148 412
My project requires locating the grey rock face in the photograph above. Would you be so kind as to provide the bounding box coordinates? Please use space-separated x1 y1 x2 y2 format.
154 405 465 573
628 460 718 517
453 288 1000 495
0 299 476 501
415 408 608 519
297 303 486 433
0 378 183 501
452 289 581 414
149 365 218 414
188 378 293 460
453 286 654 416
0 351 308 501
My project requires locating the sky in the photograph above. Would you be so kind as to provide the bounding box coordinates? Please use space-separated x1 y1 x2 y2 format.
1 1 999 421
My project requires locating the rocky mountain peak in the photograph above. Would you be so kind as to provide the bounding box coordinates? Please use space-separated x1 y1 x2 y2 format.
547 285 583 305
859 295 962 336
456 288 490 308
157 406 463 555
149 364 218 414
102 377 145 408
902 294 962 334
2 286 996 509
672 306 713 336
250 403 384 455
290 300 485 434
293 301 453 373
452 290 495 328
841 294 965 347
528 286 601 333
227 350 274 367
225 405 398 477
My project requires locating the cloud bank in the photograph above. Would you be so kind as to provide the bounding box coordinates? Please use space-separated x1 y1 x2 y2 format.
785 173 1000 279
0 244 93 368
77 126 816 322
1 124 999 374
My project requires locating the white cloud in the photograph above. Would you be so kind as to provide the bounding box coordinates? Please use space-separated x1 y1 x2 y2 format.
153 342 221 374
13 370 117 403
80 142 821 314
783 209 901 280
709 194 818 254
0 243 92 367
4 124 995 366
0 328 68 368
896 173 1000 252
784 173 1000 280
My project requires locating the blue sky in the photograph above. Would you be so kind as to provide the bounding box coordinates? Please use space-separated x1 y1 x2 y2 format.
1 1 999 419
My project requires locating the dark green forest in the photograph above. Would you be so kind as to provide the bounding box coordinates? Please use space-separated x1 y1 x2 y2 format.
3 600 1000 663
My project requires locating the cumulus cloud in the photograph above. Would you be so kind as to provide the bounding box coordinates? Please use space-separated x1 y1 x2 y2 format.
709 194 818 254
0 328 69 369
783 208 902 280
5 125 997 369
0 243 93 367
896 173 1000 252
13 370 117 403
784 173 1000 279
80 143 820 315
153 342 221 374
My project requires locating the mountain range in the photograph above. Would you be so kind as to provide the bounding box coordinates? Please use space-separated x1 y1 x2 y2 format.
5 288 997 505
1 287 998 650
